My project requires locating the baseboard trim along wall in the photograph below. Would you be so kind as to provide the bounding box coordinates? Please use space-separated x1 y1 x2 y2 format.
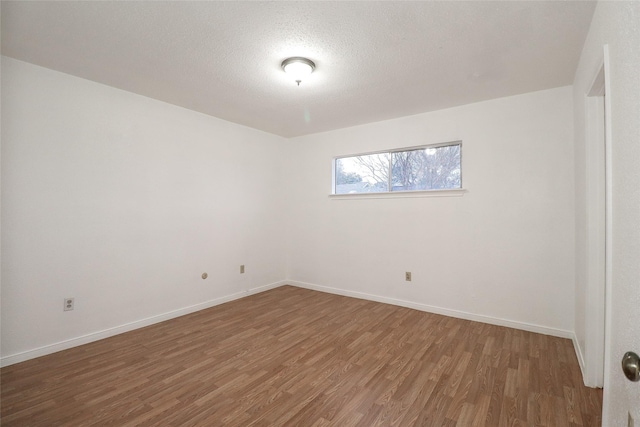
287 280 575 340
2 279 576 367
0 280 287 367
572 333 588 386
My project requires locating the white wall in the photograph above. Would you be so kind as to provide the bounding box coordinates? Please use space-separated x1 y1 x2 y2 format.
285 86 576 336
574 1 640 425
1 57 287 364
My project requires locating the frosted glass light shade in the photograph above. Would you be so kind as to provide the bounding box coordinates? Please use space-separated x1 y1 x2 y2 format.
281 57 315 85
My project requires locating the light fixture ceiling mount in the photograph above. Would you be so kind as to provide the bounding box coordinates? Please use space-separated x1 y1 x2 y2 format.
281 57 315 86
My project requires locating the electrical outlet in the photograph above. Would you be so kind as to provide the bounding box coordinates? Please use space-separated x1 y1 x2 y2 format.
240 265 245 274
405 272 412 281
64 297 74 311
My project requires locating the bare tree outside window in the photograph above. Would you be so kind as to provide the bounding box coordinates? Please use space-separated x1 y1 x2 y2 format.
391 144 461 191
334 143 461 194
335 153 389 194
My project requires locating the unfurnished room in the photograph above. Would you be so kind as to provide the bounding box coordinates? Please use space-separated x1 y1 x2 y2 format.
1 1 639 426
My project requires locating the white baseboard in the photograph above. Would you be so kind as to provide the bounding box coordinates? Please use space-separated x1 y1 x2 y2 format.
0 280 287 367
572 332 588 386
287 280 574 339
2 279 576 367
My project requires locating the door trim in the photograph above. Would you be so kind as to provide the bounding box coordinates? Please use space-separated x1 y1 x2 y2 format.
583 44 612 389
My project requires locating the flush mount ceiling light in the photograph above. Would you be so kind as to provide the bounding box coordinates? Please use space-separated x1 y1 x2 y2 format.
281 57 315 86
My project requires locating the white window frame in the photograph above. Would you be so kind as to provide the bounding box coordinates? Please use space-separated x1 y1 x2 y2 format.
330 141 465 199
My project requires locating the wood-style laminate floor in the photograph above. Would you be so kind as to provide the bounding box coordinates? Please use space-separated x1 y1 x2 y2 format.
1 286 602 426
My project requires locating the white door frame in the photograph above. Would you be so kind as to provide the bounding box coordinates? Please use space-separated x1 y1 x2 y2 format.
583 45 612 388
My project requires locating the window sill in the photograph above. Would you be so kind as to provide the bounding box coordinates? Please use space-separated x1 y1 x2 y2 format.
329 188 467 200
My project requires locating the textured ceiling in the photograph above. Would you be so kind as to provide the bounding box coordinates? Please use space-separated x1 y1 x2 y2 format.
1 1 596 138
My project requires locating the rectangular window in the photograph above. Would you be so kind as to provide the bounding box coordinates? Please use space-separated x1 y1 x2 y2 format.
334 142 461 195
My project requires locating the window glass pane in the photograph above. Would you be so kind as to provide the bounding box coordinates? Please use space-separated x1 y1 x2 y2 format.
335 153 390 194
391 144 461 191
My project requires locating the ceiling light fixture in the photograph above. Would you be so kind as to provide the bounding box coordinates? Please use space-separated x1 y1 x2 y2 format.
281 57 315 86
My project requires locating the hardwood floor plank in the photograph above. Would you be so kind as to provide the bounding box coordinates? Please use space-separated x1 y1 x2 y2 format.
471 394 491 427
455 402 476 427
1 286 602 426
